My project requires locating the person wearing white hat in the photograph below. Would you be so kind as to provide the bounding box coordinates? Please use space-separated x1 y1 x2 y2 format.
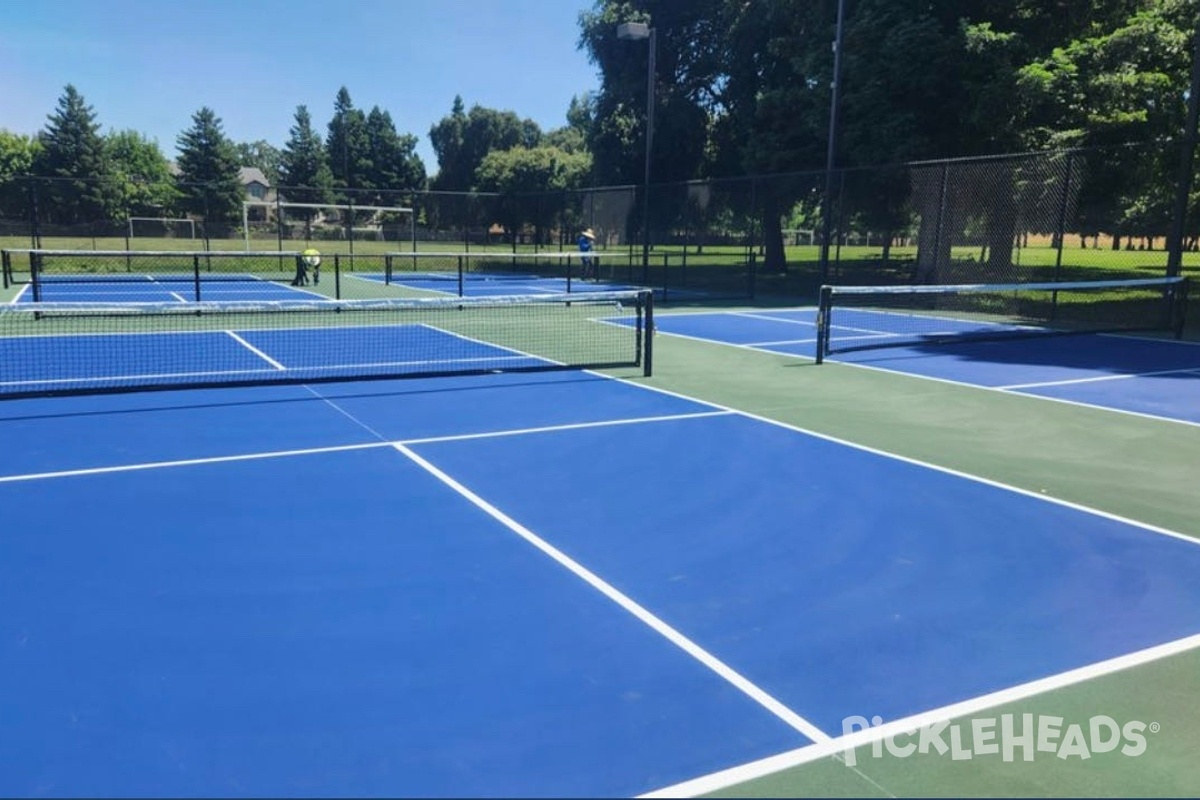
578 227 596 281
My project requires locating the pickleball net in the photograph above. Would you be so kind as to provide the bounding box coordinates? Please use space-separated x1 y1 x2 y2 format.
1 249 307 293
383 251 640 285
815 276 1189 363
0 290 653 399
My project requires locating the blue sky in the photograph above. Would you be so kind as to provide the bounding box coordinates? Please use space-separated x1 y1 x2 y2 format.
0 0 603 174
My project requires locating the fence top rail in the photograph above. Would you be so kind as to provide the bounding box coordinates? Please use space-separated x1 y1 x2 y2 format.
382 250 636 259
243 201 414 214
2 249 305 258
823 276 1187 297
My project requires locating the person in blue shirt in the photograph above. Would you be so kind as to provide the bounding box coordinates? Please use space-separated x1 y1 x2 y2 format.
578 228 595 280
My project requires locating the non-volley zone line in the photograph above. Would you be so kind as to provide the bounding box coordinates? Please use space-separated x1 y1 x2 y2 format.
644 630 1200 798
0 409 735 484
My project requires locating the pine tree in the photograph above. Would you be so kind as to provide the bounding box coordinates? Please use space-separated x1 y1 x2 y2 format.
325 87 371 199
32 85 116 224
175 107 244 224
279 105 334 236
364 106 426 201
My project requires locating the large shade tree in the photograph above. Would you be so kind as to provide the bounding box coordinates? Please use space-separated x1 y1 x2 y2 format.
0 130 40 220
105 130 180 218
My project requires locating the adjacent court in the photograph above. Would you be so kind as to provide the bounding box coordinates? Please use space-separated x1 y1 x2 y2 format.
639 306 1200 424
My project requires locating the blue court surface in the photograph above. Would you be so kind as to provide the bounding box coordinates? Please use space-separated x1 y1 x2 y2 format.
348 271 711 300
4 365 1200 796
12 275 325 304
0 324 547 397
355 271 576 296
641 308 1200 424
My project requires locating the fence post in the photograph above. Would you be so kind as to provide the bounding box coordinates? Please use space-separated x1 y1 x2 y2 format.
1050 153 1075 319
27 179 42 250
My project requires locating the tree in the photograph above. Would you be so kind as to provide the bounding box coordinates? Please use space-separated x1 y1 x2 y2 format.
175 107 244 224
363 106 426 199
280 105 334 200
278 105 335 239
234 140 282 183
325 87 371 197
0 130 39 220
31 84 117 224
429 98 541 191
105 130 180 218
475 145 592 241
579 2 719 187
544 93 594 155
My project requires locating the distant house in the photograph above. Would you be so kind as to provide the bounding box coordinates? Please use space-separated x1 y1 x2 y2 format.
166 163 275 203
239 167 274 203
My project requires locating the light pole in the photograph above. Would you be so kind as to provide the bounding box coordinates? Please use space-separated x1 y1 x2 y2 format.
818 0 846 285
618 21 656 278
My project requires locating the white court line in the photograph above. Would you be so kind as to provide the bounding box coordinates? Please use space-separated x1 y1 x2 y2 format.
403 410 733 446
8 285 30 304
0 366 282 390
0 441 391 484
997 366 1200 391
0 410 734 483
745 338 819 347
642 631 1200 798
224 331 286 370
392 440 832 746
731 310 817 327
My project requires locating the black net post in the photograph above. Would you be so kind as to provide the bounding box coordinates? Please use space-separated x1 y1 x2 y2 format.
815 285 833 364
333 254 341 299
2 251 9 290
641 290 654 377
30 251 43 303
1170 278 1189 338
457 255 464 297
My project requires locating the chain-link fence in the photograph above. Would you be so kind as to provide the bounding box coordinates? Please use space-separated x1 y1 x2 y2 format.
3 142 1196 302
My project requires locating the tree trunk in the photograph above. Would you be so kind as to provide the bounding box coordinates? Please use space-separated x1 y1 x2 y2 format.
759 192 787 272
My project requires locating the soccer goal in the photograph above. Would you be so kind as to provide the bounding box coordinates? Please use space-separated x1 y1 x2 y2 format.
781 228 816 246
242 201 415 250
128 216 197 241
